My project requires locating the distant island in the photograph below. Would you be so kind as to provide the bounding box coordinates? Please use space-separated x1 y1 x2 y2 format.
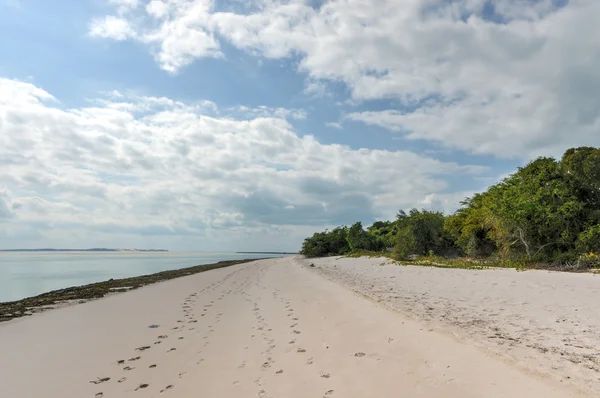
0 248 169 252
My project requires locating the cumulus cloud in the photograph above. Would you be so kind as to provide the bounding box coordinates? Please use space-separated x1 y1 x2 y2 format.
0 78 485 249
89 16 136 40
88 0 600 158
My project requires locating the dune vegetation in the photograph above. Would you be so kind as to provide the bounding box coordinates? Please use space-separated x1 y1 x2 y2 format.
301 147 600 270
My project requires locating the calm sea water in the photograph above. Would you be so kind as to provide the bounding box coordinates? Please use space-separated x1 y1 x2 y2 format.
0 252 286 302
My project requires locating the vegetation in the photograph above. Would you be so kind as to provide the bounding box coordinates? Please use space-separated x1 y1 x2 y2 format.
300 147 600 270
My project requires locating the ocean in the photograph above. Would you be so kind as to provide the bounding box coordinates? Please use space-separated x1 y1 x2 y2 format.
0 251 287 302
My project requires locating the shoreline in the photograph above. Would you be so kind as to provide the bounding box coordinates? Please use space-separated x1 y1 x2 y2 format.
1 256 592 398
0 258 260 323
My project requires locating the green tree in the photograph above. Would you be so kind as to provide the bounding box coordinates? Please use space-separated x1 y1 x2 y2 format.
347 222 385 252
393 209 454 259
300 146 600 266
300 227 350 257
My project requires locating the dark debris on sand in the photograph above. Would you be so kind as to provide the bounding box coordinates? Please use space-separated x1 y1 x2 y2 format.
0 259 259 322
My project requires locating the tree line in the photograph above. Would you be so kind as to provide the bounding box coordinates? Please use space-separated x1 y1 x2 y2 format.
300 147 600 268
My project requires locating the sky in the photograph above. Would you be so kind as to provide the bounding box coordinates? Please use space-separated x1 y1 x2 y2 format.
0 0 599 251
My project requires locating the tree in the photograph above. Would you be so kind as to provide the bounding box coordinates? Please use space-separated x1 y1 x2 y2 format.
393 209 455 259
300 146 600 266
300 227 350 257
347 222 385 252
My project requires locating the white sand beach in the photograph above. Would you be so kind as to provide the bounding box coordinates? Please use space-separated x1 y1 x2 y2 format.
0 256 597 397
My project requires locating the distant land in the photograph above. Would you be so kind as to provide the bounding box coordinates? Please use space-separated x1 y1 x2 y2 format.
0 248 169 252
236 251 298 255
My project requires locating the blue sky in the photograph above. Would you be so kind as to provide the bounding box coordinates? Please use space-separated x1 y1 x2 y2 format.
1 0 599 251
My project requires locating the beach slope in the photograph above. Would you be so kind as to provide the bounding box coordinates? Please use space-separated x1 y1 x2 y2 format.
0 257 592 397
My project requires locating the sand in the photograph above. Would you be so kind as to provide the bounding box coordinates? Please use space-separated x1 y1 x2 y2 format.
308 256 600 395
0 256 595 397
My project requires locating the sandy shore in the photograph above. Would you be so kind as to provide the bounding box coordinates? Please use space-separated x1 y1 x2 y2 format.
0 257 595 397
309 256 600 395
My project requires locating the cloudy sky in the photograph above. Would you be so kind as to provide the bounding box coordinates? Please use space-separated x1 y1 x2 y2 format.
1 0 599 251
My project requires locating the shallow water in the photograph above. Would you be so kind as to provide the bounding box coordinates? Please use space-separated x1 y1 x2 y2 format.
0 251 285 302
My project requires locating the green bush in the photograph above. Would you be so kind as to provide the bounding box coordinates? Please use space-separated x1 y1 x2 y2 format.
300 147 600 267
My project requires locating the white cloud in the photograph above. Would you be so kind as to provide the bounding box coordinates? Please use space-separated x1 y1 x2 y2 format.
326 122 342 129
89 0 600 159
417 191 475 214
0 78 486 249
109 0 139 6
89 15 135 40
146 0 169 18
228 105 307 120
304 79 329 97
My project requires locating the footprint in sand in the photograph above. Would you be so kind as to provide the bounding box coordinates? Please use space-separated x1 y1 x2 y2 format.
261 361 272 370
160 385 174 393
123 366 135 371
275 369 284 374
320 372 331 378
149 364 157 368
135 383 149 391
118 377 126 383
117 359 125 364
128 356 141 361
292 317 299 321
135 346 151 351
154 341 162 345
324 390 334 396
95 393 103 398
290 323 298 328
89 377 110 384
292 330 301 334
168 348 176 352
158 335 168 339
178 372 187 378
307 358 314 365
354 352 366 357
297 348 306 353
178 337 184 340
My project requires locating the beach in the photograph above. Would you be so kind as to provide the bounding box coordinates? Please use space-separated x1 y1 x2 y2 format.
0 256 597 397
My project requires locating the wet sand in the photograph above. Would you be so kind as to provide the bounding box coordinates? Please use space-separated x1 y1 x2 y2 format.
0 257 594 397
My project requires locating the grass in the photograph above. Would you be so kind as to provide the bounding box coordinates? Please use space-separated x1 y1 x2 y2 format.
0 258 258 323
344 251 530 271
398 256 491 270
344 252 599 273
344 250 394 259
